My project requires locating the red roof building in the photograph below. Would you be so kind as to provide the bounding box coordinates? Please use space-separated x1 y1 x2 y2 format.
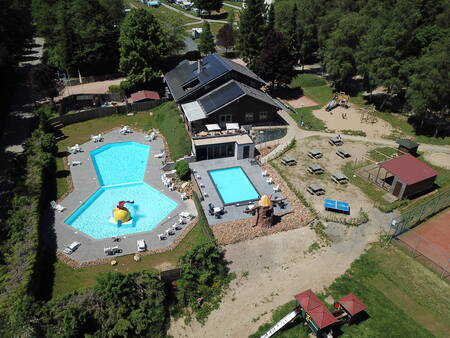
378 154 438 199
337 293 367 317
130 90 160 103
295 289 338 330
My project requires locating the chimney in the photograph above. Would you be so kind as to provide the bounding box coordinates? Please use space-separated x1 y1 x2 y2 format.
197 59 202 73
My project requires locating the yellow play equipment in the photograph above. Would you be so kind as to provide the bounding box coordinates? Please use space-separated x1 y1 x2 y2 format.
336 92 349 108
112 200 134 224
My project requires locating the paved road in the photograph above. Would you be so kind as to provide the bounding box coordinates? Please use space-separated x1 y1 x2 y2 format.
223 2 242 10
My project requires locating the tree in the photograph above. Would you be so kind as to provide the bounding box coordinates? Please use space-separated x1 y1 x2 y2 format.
175 160 190 181
161 17 186 55
216 24 236 54
198 21 215 55
119 8 168 86
29 64 58 101
266 4 275 33
286 4 299 64
237 0 267 68
406 37 450 137
193 0 222 15
253 31 294 89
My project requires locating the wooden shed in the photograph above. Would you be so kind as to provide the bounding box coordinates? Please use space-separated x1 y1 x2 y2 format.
379 154 438 199
396 139 419 157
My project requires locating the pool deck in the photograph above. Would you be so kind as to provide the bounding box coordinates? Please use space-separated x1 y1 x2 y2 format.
43 129 196 264
190 158 292 225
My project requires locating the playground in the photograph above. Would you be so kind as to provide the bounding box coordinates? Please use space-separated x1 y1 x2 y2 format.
312 103 393 138
398 208 450 278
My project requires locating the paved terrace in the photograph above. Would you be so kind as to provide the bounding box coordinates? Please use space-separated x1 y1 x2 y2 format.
189 158 292 225
44 129 196 263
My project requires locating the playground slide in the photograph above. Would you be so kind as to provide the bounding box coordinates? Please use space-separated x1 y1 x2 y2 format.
325 98 337 112
260 308 302 338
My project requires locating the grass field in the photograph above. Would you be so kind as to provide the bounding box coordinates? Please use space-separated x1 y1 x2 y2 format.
130 0 197 24
188 22 226 35
51 195 211 299
289 74 333 131
250 244 450 337
56 102 191 199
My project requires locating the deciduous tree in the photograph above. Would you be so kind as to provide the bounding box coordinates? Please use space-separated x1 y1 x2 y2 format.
216 24 236 54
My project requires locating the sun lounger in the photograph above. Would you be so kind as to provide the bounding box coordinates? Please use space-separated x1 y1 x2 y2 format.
262 170 268 176
273 184 280 192
172 223 182 230
137 239 147 252
154 151 165 158
91 134 103 143
178 217 186 224
50 200 65 212
71 161 82 166
145 131 156 141
180 192 187 200
158 234 166 240
266 177 273 184
120 126 131 135
165 229 175 236
180 211 193 220
63 241 81 255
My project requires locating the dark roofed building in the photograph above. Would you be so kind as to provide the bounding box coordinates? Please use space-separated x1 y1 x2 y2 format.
396 138 419 156
379 154 438 199
164 54 265 103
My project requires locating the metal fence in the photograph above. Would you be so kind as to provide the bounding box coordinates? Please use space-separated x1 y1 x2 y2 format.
388 188 450 238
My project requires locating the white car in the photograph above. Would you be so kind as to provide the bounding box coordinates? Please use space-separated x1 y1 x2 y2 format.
63 241 81 255
137 239 147 252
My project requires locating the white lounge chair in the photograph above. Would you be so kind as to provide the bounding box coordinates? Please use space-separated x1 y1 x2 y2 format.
203 191 208 197
180 192 187 200
179 211 193 219
178 217 186 224
120 126 131 134
91 134 103 143
165 229 175 236
262 170 268 177
172 223 182 230
169 184 175 191
145 131 156 141
63 241 81 254
50 200 65 212
266 177 273 184
158 234 166 240
196 174 201 179
273 184 280 192
199 183 205 188
154 151 165 158
71 160 82 166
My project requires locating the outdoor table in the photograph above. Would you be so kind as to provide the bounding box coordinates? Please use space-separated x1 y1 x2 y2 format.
324 199 350 214
308 149 323 159
331 173 349 184
308 164 324 174
281 156 297 166
329 136 343 146
307 184 325 195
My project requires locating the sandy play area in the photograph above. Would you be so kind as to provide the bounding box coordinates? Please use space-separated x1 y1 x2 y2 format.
423 152 450 169
313 103 393 138
57 78 126 99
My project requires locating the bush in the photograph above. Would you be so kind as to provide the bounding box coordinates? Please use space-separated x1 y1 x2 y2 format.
108 84 124 95
175 160 190 181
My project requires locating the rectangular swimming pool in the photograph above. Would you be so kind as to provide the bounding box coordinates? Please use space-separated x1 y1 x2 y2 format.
208 167 259 205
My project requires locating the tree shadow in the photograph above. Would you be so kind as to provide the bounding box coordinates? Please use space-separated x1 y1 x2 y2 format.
274 86 304 100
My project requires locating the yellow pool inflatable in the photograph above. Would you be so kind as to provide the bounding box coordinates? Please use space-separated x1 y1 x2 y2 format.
113 207 131 223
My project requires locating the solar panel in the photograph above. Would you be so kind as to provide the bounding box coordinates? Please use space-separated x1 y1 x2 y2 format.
199 81 244 114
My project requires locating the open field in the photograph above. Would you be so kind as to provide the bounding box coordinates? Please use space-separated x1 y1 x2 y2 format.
250 244 450 337
130 0 198 24
56 102 191 199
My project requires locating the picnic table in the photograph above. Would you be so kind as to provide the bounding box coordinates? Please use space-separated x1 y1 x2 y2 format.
307 149 323 159
331 173 349 184
307 183 325 195
307 164 324 175
336 149 351 158
281 156 297 166
329 136 343 146
324 199 350 214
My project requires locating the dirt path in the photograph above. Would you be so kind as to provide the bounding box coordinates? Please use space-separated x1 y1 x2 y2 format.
169 210 391 337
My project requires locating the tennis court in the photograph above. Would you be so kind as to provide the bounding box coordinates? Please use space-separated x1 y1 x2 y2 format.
398 208 450 276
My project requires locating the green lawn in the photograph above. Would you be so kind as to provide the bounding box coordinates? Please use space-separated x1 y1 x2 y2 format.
188 22 226 35
224 1 242 8
52 195 211 299
289 74 333 131
130 0 198 24
250 245 450 337
56 101 191 199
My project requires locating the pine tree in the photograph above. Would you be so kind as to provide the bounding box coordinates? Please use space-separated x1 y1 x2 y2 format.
287 4 300 64
198 21 215 55
237 0 267 68
266 4 275 33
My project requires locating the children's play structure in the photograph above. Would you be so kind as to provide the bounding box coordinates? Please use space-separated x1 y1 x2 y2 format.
244 195 287 228
261 289 367 338
325 92 349 112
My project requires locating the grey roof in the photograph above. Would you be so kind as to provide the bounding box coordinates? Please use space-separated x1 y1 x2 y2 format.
235 81 285 110
181 101 206 122
164 54 266 103
396 138 419 149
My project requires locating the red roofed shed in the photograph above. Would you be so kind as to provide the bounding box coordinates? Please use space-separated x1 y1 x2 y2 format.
130 90 160 103
295 289 338 331
337 293 367 317
378 154 438 199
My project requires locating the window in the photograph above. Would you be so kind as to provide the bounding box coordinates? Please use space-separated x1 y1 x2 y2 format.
245 112 254 122
219 114 232 123
259 111 268 120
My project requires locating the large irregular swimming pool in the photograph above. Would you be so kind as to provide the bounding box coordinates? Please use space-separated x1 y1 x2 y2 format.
208 167 259 205
65 142 177 239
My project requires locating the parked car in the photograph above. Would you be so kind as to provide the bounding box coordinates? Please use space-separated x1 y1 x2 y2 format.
147 0 161 7
63 241 81 255
137 239 147 252
192 27 203 40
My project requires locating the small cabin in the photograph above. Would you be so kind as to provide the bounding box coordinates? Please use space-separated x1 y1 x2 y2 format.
396 139 419 157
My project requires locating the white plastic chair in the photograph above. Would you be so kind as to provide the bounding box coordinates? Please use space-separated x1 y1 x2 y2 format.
154 151 165 158
71 161 82 166
262 170 268 177
50 200 65 212
158 234 166 240
266 177 273 184
273 184 280 192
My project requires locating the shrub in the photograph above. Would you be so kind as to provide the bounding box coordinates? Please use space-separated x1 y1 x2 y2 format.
108 84 124 95
175 160 190 181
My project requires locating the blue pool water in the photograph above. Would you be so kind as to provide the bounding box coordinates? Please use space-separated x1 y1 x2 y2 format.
209 167 259 205
91 142 149 186
65 142 177 239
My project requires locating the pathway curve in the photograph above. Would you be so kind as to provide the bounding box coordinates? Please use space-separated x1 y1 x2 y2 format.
160 3 229 24
223 2 242 10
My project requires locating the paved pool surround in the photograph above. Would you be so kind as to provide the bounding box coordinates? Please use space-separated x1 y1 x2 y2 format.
190 158 292 226
45 129 196 263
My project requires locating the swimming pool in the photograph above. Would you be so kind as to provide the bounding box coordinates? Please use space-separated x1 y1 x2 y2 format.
65 142 177 239
208 167 259 205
